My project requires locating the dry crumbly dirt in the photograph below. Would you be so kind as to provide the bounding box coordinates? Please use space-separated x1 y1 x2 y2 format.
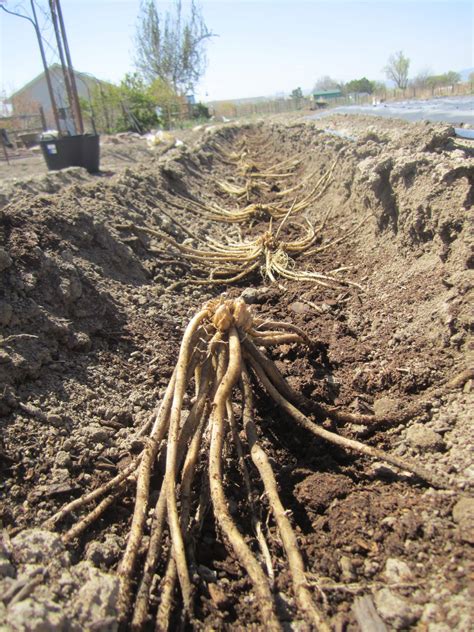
0 114 473 632
0 130 199 207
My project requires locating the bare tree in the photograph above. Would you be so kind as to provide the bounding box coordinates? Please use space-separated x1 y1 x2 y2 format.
134 0 214 93
411 68 432 90
384 51 410 89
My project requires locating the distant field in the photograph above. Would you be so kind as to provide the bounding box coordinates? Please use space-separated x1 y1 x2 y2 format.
310 95 474 125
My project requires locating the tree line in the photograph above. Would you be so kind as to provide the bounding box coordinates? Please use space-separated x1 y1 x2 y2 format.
82 0 214 133
82 4 470 134
80 73 210 135
296 51 469 99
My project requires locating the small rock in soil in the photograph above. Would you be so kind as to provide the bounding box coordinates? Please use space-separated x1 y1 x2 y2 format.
353 594 388 632
452 496 474 524
289 301 310 314
71 562 119 629
47 413 63 428
83 425 110 444
452 497 474 544
374 587 423 630
406 424 446 452
384 558 414 583
85 535 123 568
373 396 399 418
11 529 66 566
6 598 66 632
241 286 271 304
421 602 441 625
54 451 72 469
294 472 352 512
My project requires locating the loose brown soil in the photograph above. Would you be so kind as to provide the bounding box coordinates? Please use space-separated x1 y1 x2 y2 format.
0 114 472 632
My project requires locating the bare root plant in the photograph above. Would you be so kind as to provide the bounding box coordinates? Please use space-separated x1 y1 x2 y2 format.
45 298 446 631
173 151 341 224
119 207 366 291
213 139 303 202
215 148 341 206
164 131 345 234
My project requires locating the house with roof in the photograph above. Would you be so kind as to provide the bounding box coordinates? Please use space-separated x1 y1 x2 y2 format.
9 64 102 130
310 89 344 110
312 89 343 101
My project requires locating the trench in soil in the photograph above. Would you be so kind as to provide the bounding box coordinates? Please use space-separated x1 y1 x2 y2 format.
0 119 472 630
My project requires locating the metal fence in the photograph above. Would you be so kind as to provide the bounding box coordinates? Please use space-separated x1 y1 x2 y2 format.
0 112 45 148
2 81 472 147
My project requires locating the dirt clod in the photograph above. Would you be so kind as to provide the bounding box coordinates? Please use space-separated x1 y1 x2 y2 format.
374 588 423 630
405 424 446 452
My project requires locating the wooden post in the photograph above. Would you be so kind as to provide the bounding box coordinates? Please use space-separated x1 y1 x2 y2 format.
39 105 47 131
0 132 10 164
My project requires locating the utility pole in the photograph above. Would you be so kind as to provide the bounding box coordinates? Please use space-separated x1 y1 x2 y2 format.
1 0 84 136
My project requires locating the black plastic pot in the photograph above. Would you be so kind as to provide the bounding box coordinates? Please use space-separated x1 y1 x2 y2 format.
40 134 100 173
80 134 100 173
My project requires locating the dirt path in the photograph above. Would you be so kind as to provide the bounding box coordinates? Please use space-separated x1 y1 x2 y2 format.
0 116 472 631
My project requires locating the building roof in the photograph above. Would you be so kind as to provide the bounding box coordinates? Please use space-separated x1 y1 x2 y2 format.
10 64 108 99
313 90 342 98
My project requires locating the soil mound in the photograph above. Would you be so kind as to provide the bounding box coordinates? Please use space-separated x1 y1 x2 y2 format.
0 118 472 631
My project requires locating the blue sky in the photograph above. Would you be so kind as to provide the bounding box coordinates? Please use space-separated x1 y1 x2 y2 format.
1 1 472 101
